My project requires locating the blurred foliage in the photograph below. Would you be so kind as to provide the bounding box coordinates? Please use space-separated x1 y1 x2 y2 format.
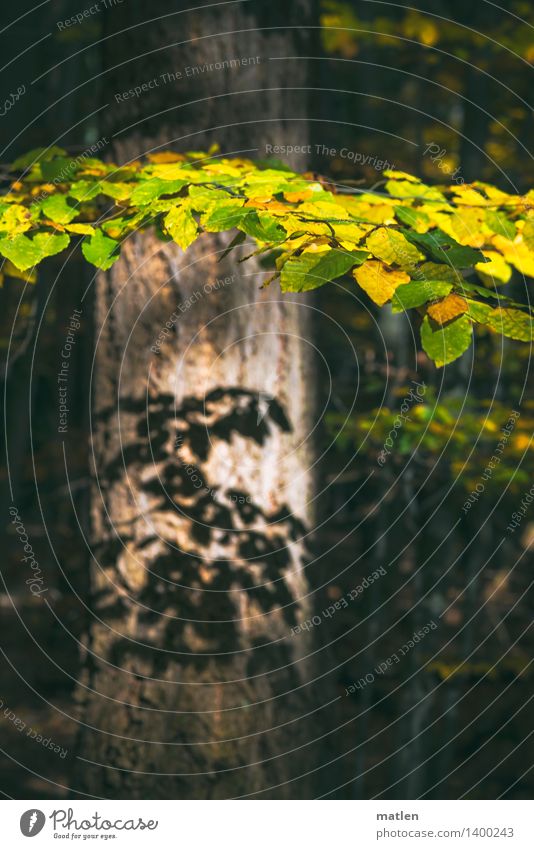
327 388 533 491
318 0 534 189
322 1 534 61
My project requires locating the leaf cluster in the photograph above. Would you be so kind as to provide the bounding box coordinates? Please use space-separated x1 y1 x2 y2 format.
1 146 533 365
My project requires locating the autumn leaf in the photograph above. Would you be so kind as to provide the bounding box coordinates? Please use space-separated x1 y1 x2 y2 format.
366 227 424 269
353 260 410 306
420 314 473 367
164 203 198 250
427 293 468 325
81 230 119 270
487 307 534 342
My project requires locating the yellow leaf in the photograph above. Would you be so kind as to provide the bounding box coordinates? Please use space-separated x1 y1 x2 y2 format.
65 223 96 236
521 219 534 251
150 163 189 181
366 227 424 269
165 203 198 250
450 186 490 206
353 260 410 306
433 209 487 248
0 204 34 235
283 189 314 202
383 169 420 183
427 294 468 325
147 151 184 163
301 240 331 254
355 203 396 224
331 221 369 244
245 195 272 204
514 433 532 451
31 183 55 195
475 250 512 286
245 199 288 213
492 234 534 277
204 162 243 177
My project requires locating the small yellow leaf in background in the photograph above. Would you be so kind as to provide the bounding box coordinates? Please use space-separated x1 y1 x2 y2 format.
427 293 468 325
353 260 410 306
514 433 532 451
245 199 288 213
32 183 56 195
283 189 314 202
147 152 184 163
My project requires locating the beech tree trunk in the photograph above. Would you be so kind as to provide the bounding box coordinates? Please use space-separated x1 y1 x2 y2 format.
74 0 321 798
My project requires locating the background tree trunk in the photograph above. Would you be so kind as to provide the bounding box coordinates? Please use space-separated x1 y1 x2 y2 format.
74 0 323 798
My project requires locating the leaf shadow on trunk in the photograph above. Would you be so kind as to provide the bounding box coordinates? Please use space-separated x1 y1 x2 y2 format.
89 387 310 678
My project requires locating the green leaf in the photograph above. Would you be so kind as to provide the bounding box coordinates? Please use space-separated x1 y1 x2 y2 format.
487 307 534 341
11 146 67 170
218 230 247 262
69 180 102 201
281 248 368 293
465 300 495 323
201 200 246 231
81 229 120 270
41 157 78 182
404 228 486 267
130 178 186 205
188 185 234 207
239 211 286 242
456 280 506 300
420 313 473 366
41 194 79 224
98 181 133 201
0 232 70 270
394 205 430 230
485 210 516 240
392 279 452 312
0 234 38 270
416 261 460 283
164 203 198 250
33 232 70 260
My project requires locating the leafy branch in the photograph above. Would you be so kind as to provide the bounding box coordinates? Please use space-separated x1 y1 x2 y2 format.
1 146 533 366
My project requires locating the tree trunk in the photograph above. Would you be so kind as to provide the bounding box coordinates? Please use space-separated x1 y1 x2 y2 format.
74 0 321 799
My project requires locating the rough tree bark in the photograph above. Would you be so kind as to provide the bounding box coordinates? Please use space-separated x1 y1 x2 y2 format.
74 0 322 798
